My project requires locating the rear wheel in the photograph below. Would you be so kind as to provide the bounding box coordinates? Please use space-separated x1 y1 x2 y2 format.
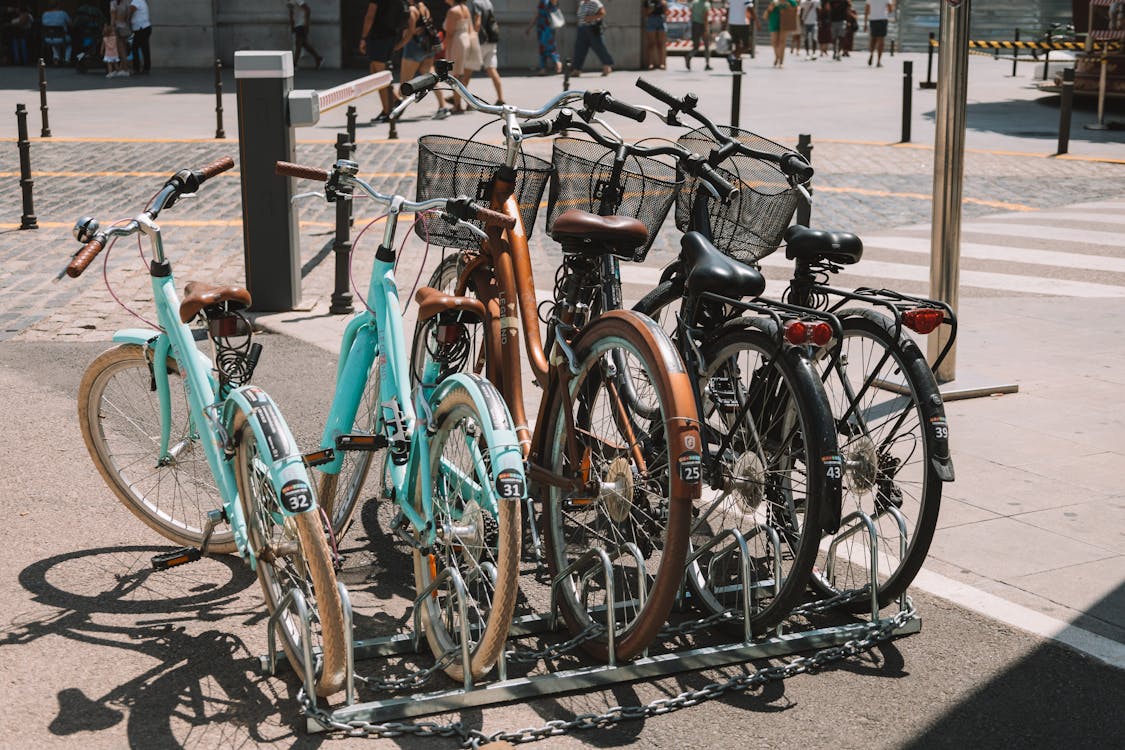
233 412 347 697
412 381 521 681
410 252 484 388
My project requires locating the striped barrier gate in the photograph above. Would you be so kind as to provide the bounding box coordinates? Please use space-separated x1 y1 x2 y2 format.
665 7 728 53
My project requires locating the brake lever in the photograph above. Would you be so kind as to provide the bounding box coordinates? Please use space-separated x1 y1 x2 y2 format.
440 212 489 241
290 191 323 204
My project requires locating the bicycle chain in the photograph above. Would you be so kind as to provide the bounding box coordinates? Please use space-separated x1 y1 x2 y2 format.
298 602 917 747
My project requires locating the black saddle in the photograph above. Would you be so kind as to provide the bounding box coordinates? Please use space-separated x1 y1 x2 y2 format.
681 231 766 301
784 225 863 265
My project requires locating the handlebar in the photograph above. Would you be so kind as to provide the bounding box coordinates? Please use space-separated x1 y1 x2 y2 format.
65 235 107 278
276 161 329 182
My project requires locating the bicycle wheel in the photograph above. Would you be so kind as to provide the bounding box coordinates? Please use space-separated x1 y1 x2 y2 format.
811 309 944 611
689 323 831 634
316 353 383 539
412 378 521 681
232 411 347 697
410 252 485 387
538 311 697 662
77 344 236 553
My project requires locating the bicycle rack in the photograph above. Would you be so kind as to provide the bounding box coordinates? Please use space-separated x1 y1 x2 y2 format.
260 516 920 735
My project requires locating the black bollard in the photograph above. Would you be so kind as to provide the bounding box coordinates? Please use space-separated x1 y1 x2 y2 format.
37 59 51 138
1042 40 1051 81
890 39 895 57
330 132 355 314
796 133 812 227
1057 67 1074 155
563 58 571 92
346 104 358 145
214 59 226 139
16 104 38 230
901 60 912 143
1011 29 1020 77
921 32 937 88
730 56 743 128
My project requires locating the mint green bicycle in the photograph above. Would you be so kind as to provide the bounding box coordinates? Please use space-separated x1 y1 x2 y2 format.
66 158 347 698
278 158 527 682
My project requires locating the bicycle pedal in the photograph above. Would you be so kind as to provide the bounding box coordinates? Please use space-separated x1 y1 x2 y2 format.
303 448 335 467
151 547 202 570
335 434 388 452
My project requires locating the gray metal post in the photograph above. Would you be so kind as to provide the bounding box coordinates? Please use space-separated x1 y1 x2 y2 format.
901 60 913 142
1057 67 1074 154
16 104 37 230
928 0 970 381
215 59 226 139
795 133 812 227
921 32 937 88
38 59 51 138
730 56 744 128
235 51 301 312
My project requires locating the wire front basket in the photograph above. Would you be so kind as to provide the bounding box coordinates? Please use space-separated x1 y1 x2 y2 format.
675 126 800 265
546 138 681 262
416 136 553 249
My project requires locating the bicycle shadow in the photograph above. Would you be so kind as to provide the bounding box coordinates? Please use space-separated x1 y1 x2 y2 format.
9 544 330 748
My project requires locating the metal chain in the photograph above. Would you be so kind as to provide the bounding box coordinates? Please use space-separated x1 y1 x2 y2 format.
657 609 736 639
505 622 605 664
359 649 460 692
301 602 917 746
789 586 873 617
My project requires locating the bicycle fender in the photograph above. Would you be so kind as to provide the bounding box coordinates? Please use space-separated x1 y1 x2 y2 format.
111 327 162 346
899 338 955 482
784 346 845 535
222 385 320 518
429 372 526 499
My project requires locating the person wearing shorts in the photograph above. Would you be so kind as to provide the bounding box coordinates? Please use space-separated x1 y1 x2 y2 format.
864 0 891 67
687 0 712 70
473 0 505 103
360 0 404 122
288 0 324 69
827 0 847 59
726 0 759 58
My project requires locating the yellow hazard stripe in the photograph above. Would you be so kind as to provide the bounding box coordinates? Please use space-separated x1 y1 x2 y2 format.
932 38 1116 52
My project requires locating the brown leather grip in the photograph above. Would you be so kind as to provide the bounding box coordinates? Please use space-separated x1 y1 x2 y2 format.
276 161 329 182
473 205 517 230
66 236 106 278
199 156 235 180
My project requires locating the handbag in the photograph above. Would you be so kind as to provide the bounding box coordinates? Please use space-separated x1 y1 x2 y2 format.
548 6 566 29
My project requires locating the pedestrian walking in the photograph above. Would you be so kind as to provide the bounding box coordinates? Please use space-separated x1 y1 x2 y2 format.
399 0 451 118
799 0 818 57
360 0 409 123
5 6 34 65
110 0 131 75
864 0 891 67
288 0 324 69
100 20 123 76
40 2 71 65
816 0 831 56
125 0 151 74
572 0 613 76
526 0 562 75
841 0 857 57
642 0 667 70
444 0 482 113
763 0 797 67
473 0 506 102
686 0 713 70
726 0 759 59
827 0 846 59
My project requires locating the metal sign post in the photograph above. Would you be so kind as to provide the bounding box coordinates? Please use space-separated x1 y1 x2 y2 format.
927 0 1017 398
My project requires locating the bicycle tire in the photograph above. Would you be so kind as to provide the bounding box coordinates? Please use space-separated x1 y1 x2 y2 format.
690 322 832 634
316 354 382 539
77 344 236 553
412 379 521 681
811 308 944 611
410 252 485 388
536 311 698 662
232 410 347 697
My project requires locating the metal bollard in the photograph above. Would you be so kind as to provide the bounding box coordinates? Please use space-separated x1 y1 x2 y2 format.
1057 67 1074 154
346 104 358 145
796 133 812 227
1042 37 1052 81
901 60 912 143
890 39 895 57
1011 29 1020 77
563 58 571 92
38 59 51 138
214 59 226 138
16 104 38 229
730 56 744 128
921 32 937 88
330 132 355 314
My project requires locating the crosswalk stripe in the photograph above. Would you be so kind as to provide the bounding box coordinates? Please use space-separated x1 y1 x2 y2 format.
958 222 1125 247
978 211 1125 227
863 235 1125 274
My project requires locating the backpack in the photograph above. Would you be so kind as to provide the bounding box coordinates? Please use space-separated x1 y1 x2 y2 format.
478 3 500 44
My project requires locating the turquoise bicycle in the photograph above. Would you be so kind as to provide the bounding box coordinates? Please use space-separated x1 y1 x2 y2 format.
278 158 527 682
66 158 347 698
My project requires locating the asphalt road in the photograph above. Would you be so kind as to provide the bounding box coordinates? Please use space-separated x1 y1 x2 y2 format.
3 334 1123 749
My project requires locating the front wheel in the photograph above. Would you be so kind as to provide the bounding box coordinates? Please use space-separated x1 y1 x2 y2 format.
537 311 699 663
413 378 522 682
233 412 347 697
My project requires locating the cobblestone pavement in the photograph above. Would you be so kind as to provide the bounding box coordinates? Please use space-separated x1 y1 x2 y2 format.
3 136 1123 341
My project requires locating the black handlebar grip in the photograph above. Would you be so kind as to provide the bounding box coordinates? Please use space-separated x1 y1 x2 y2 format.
66 235 106 278
198 156 235 182
635 77 682 109
401 73 438 96
275 161 330 182
520 119 553 136
471 204 517 230
601 94 647 122
699 163 737 201
780 153 815 183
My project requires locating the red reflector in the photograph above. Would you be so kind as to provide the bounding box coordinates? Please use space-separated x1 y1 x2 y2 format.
811 322 833 346
783 320 808 345
903 308 944 334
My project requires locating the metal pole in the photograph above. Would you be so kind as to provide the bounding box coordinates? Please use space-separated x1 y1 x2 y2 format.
330 133 355 314
901 60 913 142
928 0 970 381
730 56 743 128
346 104 358 145
16 104 37 230
563 58 571 93
214 58 226 139
1010 28 1019 77
1085 56 1110 130
1057 67 1074 154
1042 40 1051 81
38 59 51 138
890 39 895 57
921 32 937 88
795 133 812 226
